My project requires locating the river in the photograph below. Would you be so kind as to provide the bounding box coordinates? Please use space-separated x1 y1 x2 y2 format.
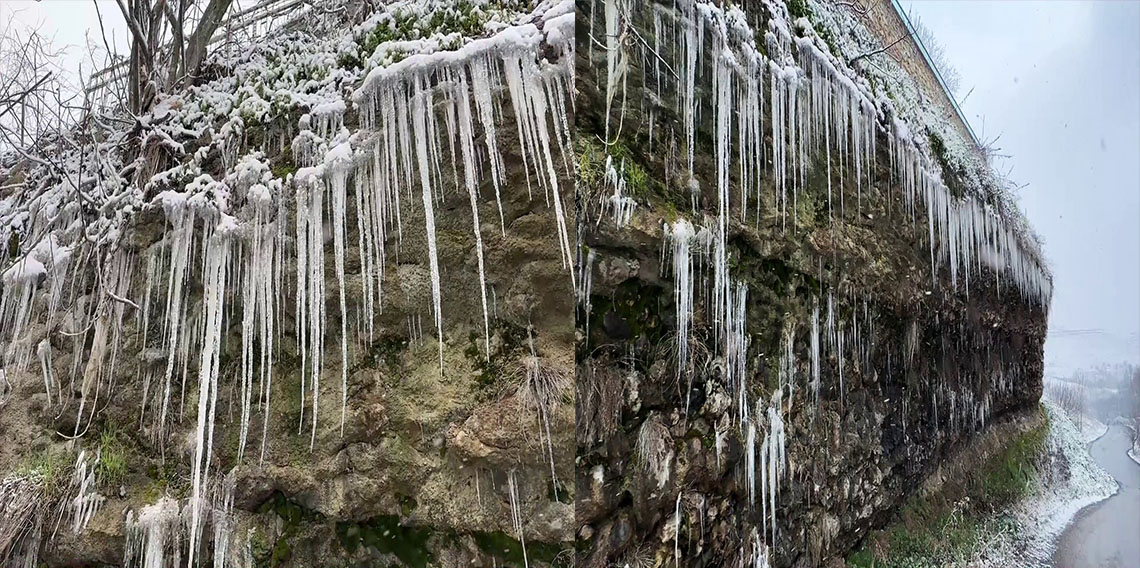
1052 423 1140 567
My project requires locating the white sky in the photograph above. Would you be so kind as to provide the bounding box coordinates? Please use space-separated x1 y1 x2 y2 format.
907 1 1140 377
1 1 131 89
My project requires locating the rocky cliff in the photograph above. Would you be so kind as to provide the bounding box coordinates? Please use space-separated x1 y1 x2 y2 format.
574 1 1050 566
0 1 575 566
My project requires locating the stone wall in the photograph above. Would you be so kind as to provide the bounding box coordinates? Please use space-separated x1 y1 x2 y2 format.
858 0 983 160
574 0 1048 566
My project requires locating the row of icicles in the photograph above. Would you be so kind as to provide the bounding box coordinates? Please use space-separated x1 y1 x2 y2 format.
604 0 1051 302
589 1 1048 561
0 21 574 568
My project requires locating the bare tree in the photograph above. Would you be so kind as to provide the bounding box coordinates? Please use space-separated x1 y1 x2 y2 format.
109 0 234 113
906 9 962 95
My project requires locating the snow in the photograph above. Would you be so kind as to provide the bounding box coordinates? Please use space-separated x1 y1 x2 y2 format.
1078 415 1109 445
973 402 1117 567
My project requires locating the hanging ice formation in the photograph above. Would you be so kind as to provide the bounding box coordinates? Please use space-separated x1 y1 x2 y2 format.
70 451 104 535
123 497 183 568
352 13 577 375
121 470 236 568
603 154 637 226
645 0 1050 305
507 469 530 568
621 0 1052 559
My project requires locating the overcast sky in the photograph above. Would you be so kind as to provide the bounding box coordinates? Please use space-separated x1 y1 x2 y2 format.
906 1 1140 378
1 1 130 89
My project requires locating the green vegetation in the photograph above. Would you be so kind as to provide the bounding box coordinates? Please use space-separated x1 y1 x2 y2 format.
96 422 130 487
786 0 812 20
471 531 568 567
255 492 319 567
354 1 532 66
848 410 1049 567
356 332 411 374
17 447 73 498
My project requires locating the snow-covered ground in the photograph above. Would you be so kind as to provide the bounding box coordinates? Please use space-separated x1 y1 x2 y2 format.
972 402 1117 567
1078 415 1108 445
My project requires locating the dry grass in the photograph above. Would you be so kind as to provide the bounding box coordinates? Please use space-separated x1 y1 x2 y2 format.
576 359 625 445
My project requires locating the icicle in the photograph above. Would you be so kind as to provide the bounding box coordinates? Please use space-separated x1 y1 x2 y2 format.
674 491 684 566
507 469 529 568
70 450 104 534
37 339 55 407
810 300 820 409
410 77 446 375
187 219 235 568
453 72 493 360
124 498 182 568
294 166 326 447
665 219 697 411
327 143 353 435
603 155 636 226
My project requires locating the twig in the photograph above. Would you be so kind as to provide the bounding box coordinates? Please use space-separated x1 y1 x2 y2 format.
848 33 909 66
106 290 141 311
835 0 871 17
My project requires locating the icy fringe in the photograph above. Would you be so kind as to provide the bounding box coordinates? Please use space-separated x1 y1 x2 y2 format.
598 0 1053 560
603 154 637 227
0 3 574 563
596 0 1049 306
69 451 104 535
123 470 236 568
507 469 530 568
348 14 576 377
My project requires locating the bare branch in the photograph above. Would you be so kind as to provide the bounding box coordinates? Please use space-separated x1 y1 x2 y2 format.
848 33 908 66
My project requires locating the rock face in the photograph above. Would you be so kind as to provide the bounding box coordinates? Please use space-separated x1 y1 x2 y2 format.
0 3 575 567
573 1 1049 567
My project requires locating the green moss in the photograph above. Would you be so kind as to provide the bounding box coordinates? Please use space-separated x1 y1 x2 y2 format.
357 332 410 374
471 531 566 566
336 515 434 567
583 278 668 356
256 492 320 567
464 319 529 394
398 493 418 517
271 147 298 179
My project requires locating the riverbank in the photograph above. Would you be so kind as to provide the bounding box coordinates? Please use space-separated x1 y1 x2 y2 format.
972 401 1117 567
1052 424 1140 566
